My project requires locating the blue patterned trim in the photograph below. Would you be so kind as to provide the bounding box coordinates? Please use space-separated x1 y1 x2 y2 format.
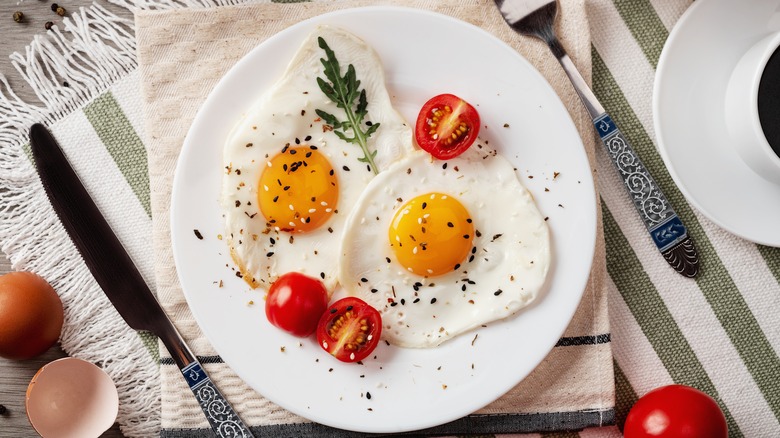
594 113 617 139
649 215 688 253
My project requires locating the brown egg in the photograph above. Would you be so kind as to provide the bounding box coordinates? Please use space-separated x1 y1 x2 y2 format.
0 272 63 360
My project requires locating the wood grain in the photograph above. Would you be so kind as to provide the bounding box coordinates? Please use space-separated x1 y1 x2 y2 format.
0 1 132 436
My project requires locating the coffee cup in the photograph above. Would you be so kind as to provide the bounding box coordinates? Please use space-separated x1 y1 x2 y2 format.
725 31 780 184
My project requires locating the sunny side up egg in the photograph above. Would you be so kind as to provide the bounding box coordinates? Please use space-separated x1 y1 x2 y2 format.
339 146 551 348
222 26 414 293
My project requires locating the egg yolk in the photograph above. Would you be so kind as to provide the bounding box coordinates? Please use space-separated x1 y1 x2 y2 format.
388 192 474 277
258 145 338 233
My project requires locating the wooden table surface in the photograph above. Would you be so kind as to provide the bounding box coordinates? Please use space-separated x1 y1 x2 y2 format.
1 1 132 436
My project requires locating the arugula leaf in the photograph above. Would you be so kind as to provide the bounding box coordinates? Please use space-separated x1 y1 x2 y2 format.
316 37 381 175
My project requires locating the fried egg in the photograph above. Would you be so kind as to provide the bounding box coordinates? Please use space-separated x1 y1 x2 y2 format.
222 26 414 293
339 146 551 348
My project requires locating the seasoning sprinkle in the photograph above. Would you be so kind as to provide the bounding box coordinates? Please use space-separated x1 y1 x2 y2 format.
13 11 24 23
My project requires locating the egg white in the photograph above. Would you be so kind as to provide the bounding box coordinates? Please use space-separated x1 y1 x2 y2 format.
222 26 414 292
339 146 551 348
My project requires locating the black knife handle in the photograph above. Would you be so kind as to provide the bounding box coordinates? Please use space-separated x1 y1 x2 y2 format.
180 360 255 437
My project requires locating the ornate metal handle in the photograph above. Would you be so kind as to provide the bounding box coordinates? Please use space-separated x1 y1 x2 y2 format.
593 113 698 277
180 361 255 437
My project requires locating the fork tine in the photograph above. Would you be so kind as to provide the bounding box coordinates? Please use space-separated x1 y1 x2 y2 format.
494 0 555 26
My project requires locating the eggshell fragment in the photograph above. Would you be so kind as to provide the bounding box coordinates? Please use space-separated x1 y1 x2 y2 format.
26 358 119 438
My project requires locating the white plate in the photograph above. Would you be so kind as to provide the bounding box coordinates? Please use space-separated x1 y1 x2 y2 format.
654 0 780 246
172 7 596 433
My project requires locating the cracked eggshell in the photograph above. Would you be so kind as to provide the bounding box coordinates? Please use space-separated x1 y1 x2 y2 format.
26 357 119 438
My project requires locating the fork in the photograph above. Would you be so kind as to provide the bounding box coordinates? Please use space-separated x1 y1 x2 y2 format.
494 0 699 278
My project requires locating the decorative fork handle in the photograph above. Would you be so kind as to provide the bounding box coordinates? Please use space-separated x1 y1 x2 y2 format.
557 54 699 277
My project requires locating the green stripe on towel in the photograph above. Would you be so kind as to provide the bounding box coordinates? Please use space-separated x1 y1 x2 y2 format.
611 0 669 68
602 205 743 437
83 92 152 218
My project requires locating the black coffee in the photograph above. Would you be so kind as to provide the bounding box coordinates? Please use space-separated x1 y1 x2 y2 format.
758 45 780 156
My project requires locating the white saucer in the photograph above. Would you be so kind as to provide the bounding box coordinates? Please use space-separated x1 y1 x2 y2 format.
654 0 780 246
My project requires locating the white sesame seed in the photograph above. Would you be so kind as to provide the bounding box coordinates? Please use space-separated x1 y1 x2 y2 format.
441 195 448 199
430 194 436 199
321 201 328 206
289 204 294 210
417 218 422 224
323 341 328 349
360 217 366 224
350 352 355 360
288 222 295 227
264 185 269 191
367 334 373 341
267 161 272 167
423 214 430 219
309 208 316 213
407 267 413 272
413 246 418 254
427 269 434 274
325 208 332 213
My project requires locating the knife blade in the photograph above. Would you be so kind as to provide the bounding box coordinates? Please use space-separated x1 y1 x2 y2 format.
30 123 255 438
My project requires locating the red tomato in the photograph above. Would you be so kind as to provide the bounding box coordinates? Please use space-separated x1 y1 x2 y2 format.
316 297 381 363
414 94 480 160
624 385 728 438
265 272 329 337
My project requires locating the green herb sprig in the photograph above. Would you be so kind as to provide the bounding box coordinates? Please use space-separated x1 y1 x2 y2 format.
315 37 380 175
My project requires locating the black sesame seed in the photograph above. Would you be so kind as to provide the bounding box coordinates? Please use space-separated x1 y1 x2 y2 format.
413 298 420 303
283 185 291 191
442 162 448 169
386 257 391 263
273 196 279 202
466 218 472 223
343 165 351 171
431 298 437 304
400 299 405 305
320 272 326 279
422 202 427 209
469 255 475 263
290 148 298 154
347 306 353 311
235 200 241 207
193 229 203 240
294 138 301 144
360 277 368 283
266 252 274 257
454 263 461 270
330 308 337 314
461 284 467 291
329 169 334 176
390 302 398 307
371 288 378 293
282 144 289 153
366 392 372 399
283 164 288 171
494 289 503 296
463 234 470 239
447 222 454 228
310 145 318 150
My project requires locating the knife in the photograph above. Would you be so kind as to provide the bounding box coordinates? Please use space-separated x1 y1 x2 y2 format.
29 123 256 437
494 0 699 277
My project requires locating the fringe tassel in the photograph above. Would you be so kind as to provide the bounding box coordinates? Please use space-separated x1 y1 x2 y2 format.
108 0 255 10
0 4 158 438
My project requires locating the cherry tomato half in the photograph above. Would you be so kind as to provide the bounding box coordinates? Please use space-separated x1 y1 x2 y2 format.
316 297 381 363
265 272 329 337
624 384 728 438
414 94 480 160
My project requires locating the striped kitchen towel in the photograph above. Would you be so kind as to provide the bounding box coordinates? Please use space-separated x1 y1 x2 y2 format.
1 0 779 437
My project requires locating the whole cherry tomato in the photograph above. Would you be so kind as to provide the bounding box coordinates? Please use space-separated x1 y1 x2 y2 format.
265 272 328 337
316 297 381 363
414 94 480 160
624 384 728 438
